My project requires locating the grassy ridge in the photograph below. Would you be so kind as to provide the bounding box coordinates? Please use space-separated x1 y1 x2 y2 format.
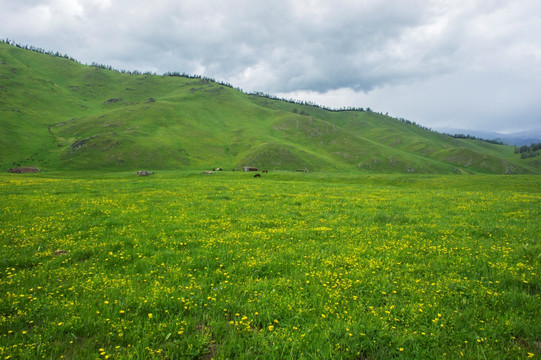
0 171 540 359
1 41 538 174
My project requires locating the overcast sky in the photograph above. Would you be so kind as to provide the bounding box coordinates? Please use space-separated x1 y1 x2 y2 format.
1 0 540 134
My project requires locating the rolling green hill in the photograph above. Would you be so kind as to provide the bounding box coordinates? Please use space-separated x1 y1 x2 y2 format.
1 41 539 174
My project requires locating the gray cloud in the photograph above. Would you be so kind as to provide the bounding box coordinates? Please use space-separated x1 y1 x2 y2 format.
1 0 540 132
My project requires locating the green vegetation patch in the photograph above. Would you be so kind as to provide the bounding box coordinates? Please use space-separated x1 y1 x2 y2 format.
1 172 540 359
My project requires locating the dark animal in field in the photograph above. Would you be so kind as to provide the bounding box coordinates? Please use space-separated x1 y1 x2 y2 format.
213 168 222 171
7 167 40 173
254 173 261 178
262 169 268 173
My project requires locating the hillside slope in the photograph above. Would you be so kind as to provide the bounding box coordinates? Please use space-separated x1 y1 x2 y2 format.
1 42 539 174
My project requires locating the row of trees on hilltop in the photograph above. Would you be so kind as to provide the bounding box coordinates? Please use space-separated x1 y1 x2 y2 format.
450 133 504 145
2 38 156 76
3 38 79 63
91 62 157 76
2 39 159 76
250 90 368 113
164 71 239 90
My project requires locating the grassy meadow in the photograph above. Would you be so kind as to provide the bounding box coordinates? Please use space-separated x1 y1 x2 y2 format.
0 171 540 359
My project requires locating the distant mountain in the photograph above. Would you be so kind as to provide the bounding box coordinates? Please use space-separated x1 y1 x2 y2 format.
435 128 541 147
1 41 540 174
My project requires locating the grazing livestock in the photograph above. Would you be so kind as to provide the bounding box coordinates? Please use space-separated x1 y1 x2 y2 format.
262 169 268 173
213 168 222 171
254 173 261 178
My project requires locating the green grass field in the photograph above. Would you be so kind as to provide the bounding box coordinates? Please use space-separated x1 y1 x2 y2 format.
0 171 539 359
